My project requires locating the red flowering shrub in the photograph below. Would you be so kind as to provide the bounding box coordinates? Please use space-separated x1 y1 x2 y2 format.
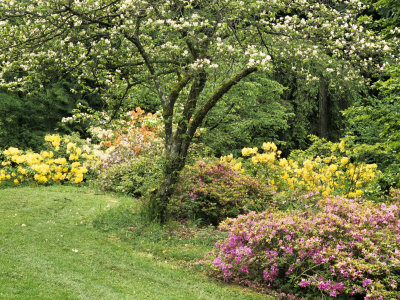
207 197 400 299
168 160 273 225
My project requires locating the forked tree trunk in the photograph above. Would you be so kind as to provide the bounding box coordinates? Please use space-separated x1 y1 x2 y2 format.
155 67 258 223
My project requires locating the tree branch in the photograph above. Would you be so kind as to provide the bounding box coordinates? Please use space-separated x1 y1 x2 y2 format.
163 74 193 154
124 33 167 109
208 102 235 131
173 71 207 155
183 67 258 151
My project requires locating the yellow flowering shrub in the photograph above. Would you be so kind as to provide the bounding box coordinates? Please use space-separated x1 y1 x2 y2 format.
220 153 244 173
0 134 97 186
238 140 380 200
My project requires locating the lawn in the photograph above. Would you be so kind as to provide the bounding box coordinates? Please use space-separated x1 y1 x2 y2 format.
0 185 269 299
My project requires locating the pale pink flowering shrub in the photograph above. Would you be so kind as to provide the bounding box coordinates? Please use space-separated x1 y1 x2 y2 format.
207 197 400 299
169 160 273 225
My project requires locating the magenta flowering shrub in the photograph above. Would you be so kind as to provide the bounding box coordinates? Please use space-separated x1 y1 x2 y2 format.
168 160 273 225
207 197 400 299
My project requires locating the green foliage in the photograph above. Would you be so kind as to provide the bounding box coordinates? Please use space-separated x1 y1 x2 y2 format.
168 160 273 225
201 74 293 156
0 91 47 151
342 64 400 198
1 0 397 223
97 155 164 198
0 80 102 151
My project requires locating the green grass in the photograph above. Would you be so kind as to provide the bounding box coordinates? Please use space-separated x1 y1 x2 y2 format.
0 186 270 299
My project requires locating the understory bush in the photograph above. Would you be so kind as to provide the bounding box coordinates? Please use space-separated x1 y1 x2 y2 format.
98 154 164 197
93 108 164 196
206 197 400 299
169 160 273 225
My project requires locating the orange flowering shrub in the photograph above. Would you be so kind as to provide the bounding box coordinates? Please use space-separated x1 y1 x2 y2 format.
91 107 164 195
90 107 162 153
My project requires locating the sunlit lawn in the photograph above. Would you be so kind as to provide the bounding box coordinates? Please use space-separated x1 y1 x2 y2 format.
0 185 270 299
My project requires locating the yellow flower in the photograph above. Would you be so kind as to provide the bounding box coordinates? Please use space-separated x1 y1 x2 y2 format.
11 155 25 164
75 148 82 156
13 179 19 184
348 192 356 198
4 147 20 156
54 158 67 165
67 142 76 152
262 142 277 152
233 162 242 171
322 190 330 197
74 174 83 183
69 154 79 161
17 167 27 175
45 134 61 150
340 157 349 166
339 140 345 153
257 153 275 163
303 160 313 171
242 147 258 156
34 174 48 183
220 154 233 162
52 172 64 181
71 162 81 168
279 158 288 167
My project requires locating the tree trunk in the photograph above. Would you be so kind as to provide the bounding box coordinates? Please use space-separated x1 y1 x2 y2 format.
156 153 186 223
319 77 329 139
154 67 258 223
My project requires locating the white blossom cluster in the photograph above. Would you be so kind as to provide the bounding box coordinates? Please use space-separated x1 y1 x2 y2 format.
0 0 394 99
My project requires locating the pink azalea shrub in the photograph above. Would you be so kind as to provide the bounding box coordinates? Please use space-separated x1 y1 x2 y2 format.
207 197 400 299
168 160 273 225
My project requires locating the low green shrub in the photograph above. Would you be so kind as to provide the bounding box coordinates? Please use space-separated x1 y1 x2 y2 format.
168 160 273 225
97 154 164 197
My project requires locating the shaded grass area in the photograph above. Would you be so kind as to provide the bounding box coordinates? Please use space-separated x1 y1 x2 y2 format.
0 186 269 299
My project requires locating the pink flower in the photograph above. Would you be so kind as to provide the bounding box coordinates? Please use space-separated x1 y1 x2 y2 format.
298 279 310 287
362 278 372 287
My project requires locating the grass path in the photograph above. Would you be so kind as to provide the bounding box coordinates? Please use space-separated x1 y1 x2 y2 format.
0 186 267 299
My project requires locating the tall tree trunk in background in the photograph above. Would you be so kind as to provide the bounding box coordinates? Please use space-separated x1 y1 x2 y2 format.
319 77 329 139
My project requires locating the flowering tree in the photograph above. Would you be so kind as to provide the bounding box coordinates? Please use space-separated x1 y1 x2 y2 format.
0 0 392 221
